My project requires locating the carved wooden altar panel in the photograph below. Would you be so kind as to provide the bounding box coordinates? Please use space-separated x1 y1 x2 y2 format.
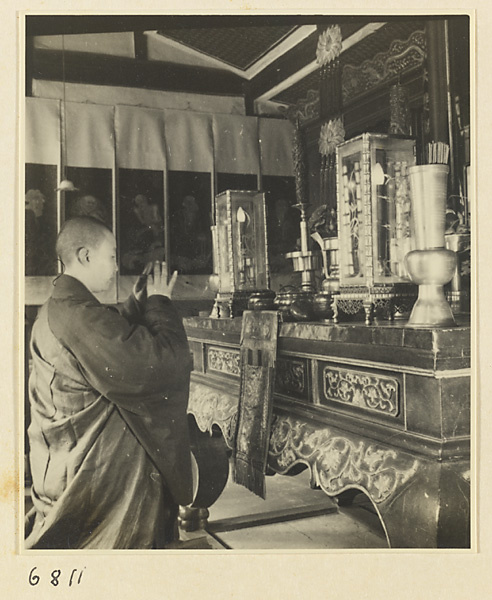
206 346 241 378
275 357 311 403
184 316 471 548
317 361 402 423
267 413 418 505
188 379 238 449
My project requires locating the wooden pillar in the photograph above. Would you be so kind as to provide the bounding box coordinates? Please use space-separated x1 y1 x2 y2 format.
243 81 255 116
425 20 449 144
26 36 33 97
133 32 148 61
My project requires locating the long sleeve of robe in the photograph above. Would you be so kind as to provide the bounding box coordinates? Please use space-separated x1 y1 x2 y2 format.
25 274 193 549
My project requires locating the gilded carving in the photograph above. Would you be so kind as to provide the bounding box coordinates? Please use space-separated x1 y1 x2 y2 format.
323 366 399 416
288 30 426 125
188 381 238 448
335 298 364 315
243 320 273 341
342 31 426 99
236 364 272 454
283 89 320 124
275 358 306 395
268 415 418 503
207 346 240 376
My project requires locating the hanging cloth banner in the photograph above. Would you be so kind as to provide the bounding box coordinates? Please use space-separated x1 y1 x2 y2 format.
115 105 167 171
65 101 115 169
25 97 61 165
163 109 213 173
258 118 295 177
233 310 279 499
212 114 260 175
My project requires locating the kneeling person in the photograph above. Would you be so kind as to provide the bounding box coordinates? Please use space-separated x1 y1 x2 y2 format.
26 216 193 549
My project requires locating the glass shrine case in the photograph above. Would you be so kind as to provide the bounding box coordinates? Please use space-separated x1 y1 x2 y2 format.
334 133 417 324
212 190 270 317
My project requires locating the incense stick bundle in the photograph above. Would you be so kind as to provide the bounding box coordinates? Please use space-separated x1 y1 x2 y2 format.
426 141 450 165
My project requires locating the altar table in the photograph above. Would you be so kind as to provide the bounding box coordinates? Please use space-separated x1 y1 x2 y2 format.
184 316 471 549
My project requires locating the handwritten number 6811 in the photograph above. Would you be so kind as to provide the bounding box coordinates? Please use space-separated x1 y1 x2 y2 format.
28 567 85 587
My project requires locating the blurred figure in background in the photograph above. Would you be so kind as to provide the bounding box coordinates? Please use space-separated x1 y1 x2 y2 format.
122 193 165 273
25 189 56 276
172 194 212 274
70 193 109 224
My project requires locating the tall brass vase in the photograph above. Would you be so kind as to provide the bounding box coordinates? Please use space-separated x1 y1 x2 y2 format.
404 165 457 328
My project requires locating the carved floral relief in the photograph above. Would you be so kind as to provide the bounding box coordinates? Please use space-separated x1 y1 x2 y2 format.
316 25 343 67
268 415 419 503
207 346 240 376
188 381 238 448
288 29 426 125
242 318 275 341
323 366 399 416
275 358 306 396
319 118 346 157
236 364 271 455
342 31 426 99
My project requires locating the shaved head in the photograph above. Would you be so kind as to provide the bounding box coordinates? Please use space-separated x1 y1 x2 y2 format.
56 216 112 267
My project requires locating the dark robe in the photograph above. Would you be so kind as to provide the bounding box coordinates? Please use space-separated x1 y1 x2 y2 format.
25 275 193 549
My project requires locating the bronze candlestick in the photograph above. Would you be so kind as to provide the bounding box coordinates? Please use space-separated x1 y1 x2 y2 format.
285 203 320 293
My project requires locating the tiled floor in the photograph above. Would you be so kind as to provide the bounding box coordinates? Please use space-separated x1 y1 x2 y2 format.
181 468 388 550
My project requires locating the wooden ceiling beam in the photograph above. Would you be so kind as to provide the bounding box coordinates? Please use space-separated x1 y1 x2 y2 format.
25 14 426 38
252 22 389 104
247 22 377 103
133 31 148 61
31 48 246 96
244 30 318 103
